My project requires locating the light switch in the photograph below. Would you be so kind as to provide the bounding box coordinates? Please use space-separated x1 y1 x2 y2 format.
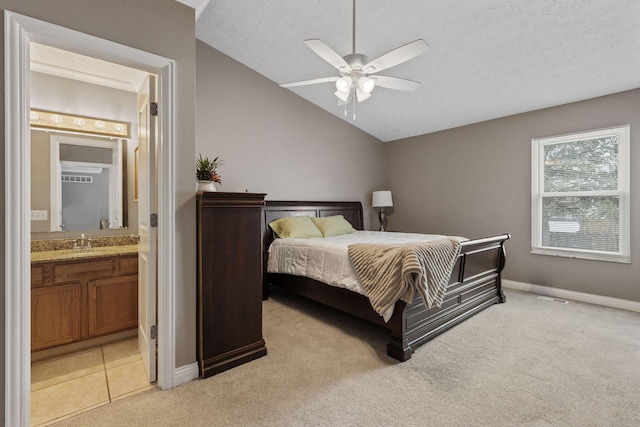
31 210 48 221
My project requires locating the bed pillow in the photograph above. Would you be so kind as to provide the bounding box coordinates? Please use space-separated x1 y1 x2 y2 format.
269 215 323 239
310 215 357 237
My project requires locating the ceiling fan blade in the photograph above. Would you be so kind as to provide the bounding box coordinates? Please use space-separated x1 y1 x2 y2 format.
280 76 339 88
371 75 421 91
363 39 430 74
304 39 352 73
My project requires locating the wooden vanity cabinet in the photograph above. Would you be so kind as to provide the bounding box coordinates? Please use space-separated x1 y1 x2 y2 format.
31 283 82 350
196 192 267 378
31 254 138 351
88 274 138 337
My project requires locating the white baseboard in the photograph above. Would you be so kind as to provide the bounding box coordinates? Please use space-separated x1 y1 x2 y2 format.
503 279 640 313
174 362 199 387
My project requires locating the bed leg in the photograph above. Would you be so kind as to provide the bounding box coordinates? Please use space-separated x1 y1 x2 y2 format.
498 285 506 303
387 303 412 361
497 241 507 304
387 337 412 361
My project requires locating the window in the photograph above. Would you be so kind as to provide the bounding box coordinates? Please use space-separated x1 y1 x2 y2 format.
531 125 630 263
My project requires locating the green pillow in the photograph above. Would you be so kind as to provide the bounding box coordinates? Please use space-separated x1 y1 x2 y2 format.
269 215 323 239
310 215 356 237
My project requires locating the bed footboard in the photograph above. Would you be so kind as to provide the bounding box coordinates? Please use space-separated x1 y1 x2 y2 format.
387 233 510 361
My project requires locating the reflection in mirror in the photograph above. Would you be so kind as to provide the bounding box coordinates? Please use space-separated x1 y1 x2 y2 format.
31 130 129 233
54 135 124 231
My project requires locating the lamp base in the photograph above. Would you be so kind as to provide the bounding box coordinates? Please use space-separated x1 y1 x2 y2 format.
378 208 386 232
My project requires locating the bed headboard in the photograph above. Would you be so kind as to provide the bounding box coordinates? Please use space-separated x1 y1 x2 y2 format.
262 201 364 250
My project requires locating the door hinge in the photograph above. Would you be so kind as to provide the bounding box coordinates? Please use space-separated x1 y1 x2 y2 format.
150 213 158 227
150 325 157 340
150 102 158 117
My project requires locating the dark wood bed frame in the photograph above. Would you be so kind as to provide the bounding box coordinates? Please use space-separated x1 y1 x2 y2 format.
262 201 510 362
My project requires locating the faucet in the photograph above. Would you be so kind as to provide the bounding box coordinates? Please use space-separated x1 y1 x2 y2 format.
73 233 92 250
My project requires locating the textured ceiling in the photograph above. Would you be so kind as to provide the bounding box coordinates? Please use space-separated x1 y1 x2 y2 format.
197 0 640 142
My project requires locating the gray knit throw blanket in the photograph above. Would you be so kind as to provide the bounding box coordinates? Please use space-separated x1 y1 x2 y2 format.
348 238 462 319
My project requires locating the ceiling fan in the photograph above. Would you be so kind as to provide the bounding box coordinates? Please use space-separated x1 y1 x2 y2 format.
280 0 430 108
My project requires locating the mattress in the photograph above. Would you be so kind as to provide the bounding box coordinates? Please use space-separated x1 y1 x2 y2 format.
267 230 466 320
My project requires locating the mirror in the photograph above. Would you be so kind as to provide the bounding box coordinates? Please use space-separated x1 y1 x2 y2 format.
31 129 131 233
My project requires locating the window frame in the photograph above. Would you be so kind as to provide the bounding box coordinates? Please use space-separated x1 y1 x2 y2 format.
531 125 630 263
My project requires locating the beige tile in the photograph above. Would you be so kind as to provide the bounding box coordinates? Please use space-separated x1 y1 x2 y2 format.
111 384 157 403
102 337 141 369
106 359 150 398
31 371 109 427
31 348 104 392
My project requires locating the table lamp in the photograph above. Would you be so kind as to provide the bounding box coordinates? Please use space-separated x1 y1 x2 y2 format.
372 190 393 231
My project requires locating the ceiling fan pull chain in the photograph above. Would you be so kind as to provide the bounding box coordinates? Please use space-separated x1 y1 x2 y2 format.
353 94 356 120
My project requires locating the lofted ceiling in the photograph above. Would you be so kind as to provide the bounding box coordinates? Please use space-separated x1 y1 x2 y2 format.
196 0 640 142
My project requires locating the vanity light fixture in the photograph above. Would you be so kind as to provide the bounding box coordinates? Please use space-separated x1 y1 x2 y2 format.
50 114 63 125
29 109 130 138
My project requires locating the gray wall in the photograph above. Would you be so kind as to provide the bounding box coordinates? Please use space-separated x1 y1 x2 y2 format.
31 131 51 232
1 0 196 418
386 89 640 302
195 41 385 230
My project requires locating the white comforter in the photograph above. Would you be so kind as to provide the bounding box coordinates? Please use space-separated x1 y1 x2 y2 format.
267 230 466 320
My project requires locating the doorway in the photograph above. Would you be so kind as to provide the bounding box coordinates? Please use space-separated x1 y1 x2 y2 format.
5 11 178 427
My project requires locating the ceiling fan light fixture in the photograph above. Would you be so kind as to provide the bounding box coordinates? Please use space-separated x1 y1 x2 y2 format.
335 89 351 102
335 76 353 92
356 88 371 102
358 76 375 93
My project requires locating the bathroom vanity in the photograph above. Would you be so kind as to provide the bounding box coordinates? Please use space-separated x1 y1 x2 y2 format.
31 245 138 351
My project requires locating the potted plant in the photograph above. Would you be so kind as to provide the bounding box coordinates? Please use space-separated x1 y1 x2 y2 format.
196 153 224 192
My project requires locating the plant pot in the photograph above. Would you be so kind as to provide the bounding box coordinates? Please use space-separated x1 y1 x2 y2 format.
197 180 217 192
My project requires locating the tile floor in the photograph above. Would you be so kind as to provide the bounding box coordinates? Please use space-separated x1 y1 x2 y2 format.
31 338 156 427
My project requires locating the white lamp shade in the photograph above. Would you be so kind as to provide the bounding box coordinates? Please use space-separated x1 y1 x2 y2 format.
358 76 375 93
335 76 353 92
372 190 393 208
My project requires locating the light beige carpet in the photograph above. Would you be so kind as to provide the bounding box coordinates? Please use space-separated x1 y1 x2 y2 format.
54 289 640 426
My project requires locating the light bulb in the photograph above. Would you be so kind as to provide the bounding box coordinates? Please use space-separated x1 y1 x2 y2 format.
335 76 352 92
358 76 375 93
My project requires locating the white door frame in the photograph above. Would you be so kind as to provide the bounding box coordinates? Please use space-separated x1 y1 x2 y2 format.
4 11 177 426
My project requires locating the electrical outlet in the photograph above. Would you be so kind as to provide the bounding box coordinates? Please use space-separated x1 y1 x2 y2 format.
31 210 48 221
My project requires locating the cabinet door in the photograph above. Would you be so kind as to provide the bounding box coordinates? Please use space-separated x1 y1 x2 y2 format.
31 283 82 351
88 274 138 337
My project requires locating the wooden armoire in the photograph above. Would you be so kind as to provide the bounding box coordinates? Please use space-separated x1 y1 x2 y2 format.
196 191 267 378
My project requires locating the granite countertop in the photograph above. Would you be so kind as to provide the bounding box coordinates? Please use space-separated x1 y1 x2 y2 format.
31 244 139 264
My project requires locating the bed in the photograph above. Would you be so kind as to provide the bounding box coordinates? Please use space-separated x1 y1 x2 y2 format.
263 201 510 361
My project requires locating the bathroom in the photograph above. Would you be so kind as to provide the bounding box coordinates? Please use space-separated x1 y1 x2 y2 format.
29 43 155 425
